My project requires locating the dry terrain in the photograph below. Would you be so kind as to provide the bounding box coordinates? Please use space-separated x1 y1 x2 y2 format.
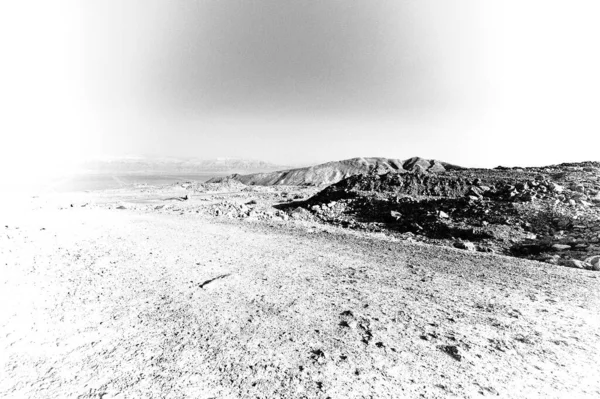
2 186 600 398
207 157 460 186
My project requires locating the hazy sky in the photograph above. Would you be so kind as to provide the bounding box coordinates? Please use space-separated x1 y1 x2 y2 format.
2 0 600 174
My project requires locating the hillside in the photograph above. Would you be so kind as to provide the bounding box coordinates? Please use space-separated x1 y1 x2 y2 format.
207 157 462 186
286 161 600 270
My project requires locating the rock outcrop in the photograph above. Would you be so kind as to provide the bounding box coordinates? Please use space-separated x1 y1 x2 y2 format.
283 162 600 270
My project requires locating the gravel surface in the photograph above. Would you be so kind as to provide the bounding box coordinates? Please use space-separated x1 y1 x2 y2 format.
2 195 600 398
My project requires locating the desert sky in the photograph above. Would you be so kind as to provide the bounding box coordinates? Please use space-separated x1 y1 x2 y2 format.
1 0 599 176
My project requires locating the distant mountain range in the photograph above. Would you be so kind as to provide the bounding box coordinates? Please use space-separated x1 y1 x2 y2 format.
79 157 290 174
207 157 463 186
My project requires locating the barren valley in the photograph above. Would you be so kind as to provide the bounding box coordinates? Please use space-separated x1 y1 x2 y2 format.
2 158 600 398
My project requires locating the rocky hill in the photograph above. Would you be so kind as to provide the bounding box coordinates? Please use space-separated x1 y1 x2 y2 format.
281 161 600 270
207 157 462 186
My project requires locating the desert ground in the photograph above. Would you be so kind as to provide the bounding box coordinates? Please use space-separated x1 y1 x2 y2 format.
1 181 599 399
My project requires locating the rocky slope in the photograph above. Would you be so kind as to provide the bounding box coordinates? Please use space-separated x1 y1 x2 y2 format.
2 196 599 398
106 160 600 271
282 162 600 270
207 157 462 186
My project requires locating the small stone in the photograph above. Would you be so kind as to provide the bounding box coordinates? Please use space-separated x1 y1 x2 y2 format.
438 211 449 219
551 244 571 251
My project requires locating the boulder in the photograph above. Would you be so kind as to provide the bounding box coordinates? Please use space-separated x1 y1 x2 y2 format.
469 187 485 197
584 255 600 271
571 183 585 193
558 259 592 269
551 244 571 251
390 211 402 221
290 207 312 220
454 241 476 251
543 254 561 264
